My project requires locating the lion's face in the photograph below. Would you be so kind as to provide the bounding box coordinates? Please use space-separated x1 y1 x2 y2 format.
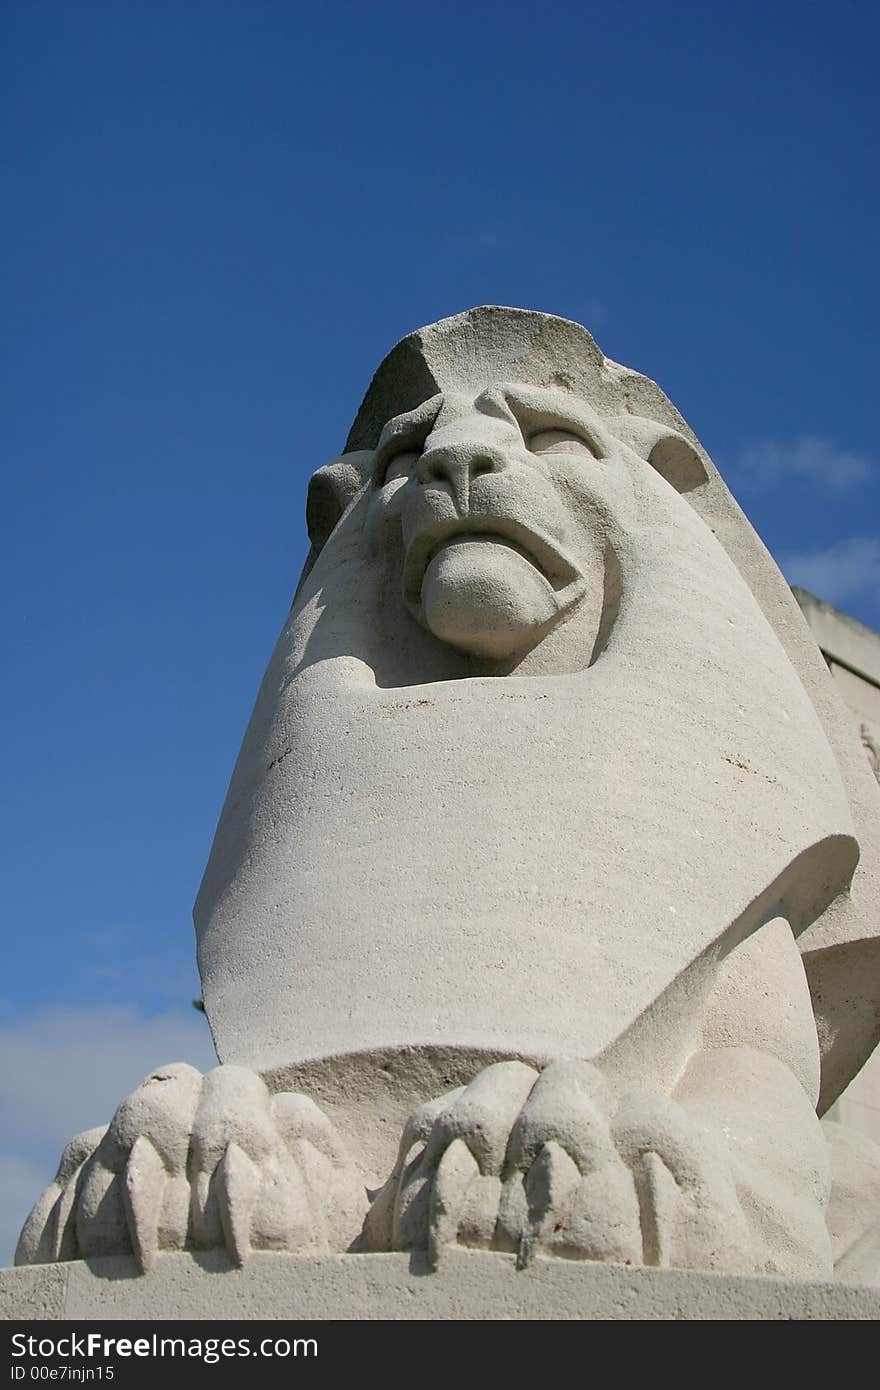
333 380 654 677
368 386 602 661
298 374 715 686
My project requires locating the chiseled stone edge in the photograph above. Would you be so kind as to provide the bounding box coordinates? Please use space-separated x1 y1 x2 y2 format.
1 1252 878 1321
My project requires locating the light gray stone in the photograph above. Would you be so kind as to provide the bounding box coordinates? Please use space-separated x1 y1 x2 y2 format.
0 1263 67 1321
824 1121 880 1285
16 1064 366 1272
794 588 880 794
2 1251 878 1321
192 307 878 1277
794 587 880 690
14 308 880 1301
792 588 880 1156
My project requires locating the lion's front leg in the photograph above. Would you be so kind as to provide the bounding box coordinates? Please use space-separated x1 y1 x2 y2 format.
671 1047 832 1278
364 917 832 1277
670 913 833 1278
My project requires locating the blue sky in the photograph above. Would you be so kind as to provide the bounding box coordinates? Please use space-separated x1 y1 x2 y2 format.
2 1 878 1261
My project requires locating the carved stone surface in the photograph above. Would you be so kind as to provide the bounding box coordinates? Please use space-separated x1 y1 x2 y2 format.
792 587 880 799
3 1251 879 1322
16 308 880 1294
16 1064 366 1271
861 724 880 782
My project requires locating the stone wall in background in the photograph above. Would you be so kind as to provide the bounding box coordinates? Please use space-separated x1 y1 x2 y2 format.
794 587 880 1145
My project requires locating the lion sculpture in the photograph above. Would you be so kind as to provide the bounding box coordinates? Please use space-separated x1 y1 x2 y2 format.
17 308 880 1283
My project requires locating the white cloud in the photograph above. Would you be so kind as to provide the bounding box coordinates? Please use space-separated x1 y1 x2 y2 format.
731 437 875 492
779 536 880 606
0 1003 217 1267
0 1155 55 1272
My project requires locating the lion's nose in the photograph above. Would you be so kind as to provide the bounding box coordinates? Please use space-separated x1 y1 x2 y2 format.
416 443 506 507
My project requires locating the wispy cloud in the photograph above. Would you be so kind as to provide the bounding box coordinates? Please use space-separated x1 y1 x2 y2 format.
0 1003 217 1266
779 536 880 606
730 437 875 492
0 1155 59 1275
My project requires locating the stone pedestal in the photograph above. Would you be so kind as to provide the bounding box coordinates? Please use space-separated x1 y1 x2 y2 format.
2 1252 878 1321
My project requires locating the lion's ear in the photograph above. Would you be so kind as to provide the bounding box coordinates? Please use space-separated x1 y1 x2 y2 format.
293 452 374 603
609 417 709 494
305 451 374 553
646 433 708 494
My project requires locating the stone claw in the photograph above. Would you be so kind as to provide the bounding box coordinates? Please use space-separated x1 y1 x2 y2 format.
123 1135 167 1273
216 1142 260 1266
612 1090 751 1271
370 1058 751 1271
429 1137 482 1266
14 1126 106 1267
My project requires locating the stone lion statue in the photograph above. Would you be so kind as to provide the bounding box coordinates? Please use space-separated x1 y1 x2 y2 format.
17 308 880 1283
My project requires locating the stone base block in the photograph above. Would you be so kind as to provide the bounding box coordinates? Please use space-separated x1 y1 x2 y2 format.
2 1252 878 1321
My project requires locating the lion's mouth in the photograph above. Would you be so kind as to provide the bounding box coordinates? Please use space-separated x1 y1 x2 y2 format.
402 517 582 612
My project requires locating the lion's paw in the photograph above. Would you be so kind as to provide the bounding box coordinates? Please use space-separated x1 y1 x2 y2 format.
364 1059 752 1272
15 1063 367 1271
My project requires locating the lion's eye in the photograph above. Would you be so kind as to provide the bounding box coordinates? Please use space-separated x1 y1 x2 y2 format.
527 429 594 456
382 450 420 485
